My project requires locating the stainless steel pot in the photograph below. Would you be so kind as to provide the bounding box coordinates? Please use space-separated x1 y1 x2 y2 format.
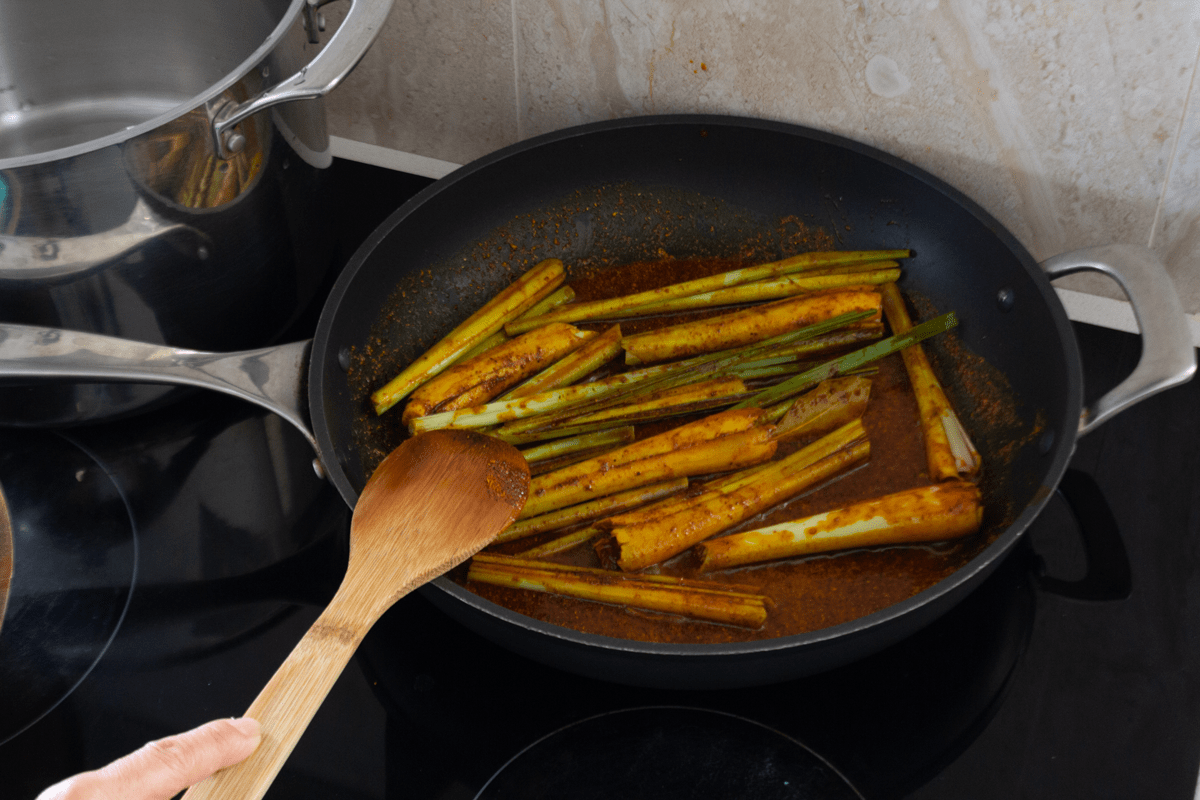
0 0 393 424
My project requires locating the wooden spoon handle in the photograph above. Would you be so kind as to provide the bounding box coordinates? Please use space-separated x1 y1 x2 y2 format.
181 600 366 800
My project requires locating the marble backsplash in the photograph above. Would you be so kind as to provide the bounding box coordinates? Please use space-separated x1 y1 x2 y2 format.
323 0 1200 332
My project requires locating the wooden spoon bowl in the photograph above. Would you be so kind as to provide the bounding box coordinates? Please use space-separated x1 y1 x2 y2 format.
183 429 530 800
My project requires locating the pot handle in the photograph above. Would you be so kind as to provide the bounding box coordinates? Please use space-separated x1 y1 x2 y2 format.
211 0 395 157
0 324 316 451
0 198 209 280
1040 244 1196 437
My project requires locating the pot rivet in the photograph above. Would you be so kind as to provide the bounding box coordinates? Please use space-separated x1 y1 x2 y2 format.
197 245 210 261
312 458 326 480
997 287 1016 312
1038 428 1055 454
338 347 351 371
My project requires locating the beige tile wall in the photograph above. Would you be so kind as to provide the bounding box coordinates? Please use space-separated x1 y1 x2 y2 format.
325 0 1200 326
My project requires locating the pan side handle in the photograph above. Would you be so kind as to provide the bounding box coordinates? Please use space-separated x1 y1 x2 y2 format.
0 324 316 450
1040 244 1196 437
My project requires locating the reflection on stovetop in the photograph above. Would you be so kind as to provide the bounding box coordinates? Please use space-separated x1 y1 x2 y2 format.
2 160 1200 800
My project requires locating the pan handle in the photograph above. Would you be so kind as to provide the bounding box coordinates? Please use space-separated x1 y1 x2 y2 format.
1040 244 1196 437
0 324 316 451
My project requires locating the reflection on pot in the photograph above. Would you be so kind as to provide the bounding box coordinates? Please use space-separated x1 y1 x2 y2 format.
125 87 269 212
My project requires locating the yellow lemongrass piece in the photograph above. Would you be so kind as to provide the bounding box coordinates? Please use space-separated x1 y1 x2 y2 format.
514 526 602 558
696 481 984 572
879 283 980 479
372 258 565 415
613 269 901 317
467 556 770 628
620 289 883 365
504 250 909 335
607 436 870 571
402 323 593 426
529 408 763 498
605 419 867 529
503 324 623 400
773 376 872 442
496 477 688 543
521 424 777 518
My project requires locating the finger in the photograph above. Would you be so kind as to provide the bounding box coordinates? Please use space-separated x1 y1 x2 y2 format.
37 717 261 800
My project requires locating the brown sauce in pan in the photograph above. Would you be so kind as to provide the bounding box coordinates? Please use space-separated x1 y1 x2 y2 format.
444 255 1023 644
356 250 1030 645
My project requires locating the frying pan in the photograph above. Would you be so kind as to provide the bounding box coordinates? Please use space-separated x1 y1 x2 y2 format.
1 115 1192 688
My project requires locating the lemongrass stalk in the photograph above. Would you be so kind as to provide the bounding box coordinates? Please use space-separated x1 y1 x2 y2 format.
607 269 900 318
409 358 678 433
610 438 871 571
564 378 748 426
621 289 883 365
522 424 776 518
773 376 872 442
371 258 565 415
454 286 577 363
880 283 980 479
514 526 602 558
497 478 688 543
603 419 867 531
499 310 876 438
457 330 508 363
733 311 958 410
696 481 983 572
523 285 576 318
401 323 593 425
504 250 909 335
467 555 770 628
496 421 636 446
520 426 636 465
502 324 623 400
530 408 763 494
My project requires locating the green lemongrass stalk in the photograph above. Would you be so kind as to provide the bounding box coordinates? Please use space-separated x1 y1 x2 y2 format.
563 379 750 427
501 324 623 400
520 426 636 465
504 250 909 335
454 286 578 364
523 285 576 318
514 526 602 558
733 312 958 410
496 477 689 543
455 285 578 363
456 330 508 362
409 375 631 433
371 258 565 415
498 309 876 438
597 267 901 318
495 421 637 446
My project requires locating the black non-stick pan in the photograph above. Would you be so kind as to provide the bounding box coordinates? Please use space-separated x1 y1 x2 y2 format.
1 115 1192 688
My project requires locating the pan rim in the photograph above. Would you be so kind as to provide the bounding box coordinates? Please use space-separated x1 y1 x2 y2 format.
310 113 1083 665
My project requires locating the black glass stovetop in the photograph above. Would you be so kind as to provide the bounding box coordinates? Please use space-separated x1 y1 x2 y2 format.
2 160 1198 800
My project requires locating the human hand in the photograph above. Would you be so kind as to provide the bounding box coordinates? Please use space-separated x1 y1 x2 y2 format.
36 717 261 800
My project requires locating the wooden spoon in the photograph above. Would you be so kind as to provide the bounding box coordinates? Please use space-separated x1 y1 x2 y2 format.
182 429 529 800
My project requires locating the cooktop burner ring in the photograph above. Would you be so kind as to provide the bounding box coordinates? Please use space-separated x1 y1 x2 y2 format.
474 705 863 800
